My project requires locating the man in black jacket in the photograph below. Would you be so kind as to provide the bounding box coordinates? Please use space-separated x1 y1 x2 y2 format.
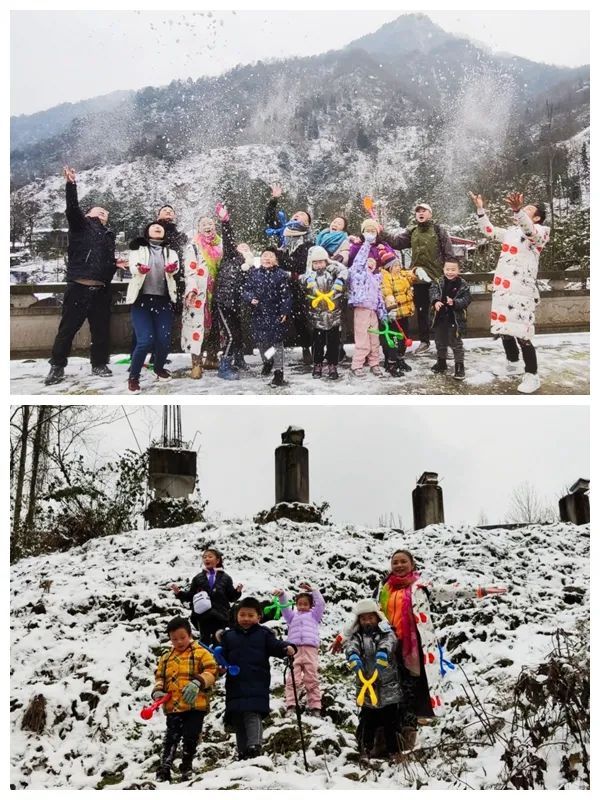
45 167 127 386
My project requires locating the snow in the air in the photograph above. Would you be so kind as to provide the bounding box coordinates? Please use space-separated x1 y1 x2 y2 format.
10 518 589 789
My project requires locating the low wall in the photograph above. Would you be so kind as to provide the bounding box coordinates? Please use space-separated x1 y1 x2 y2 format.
10 275 590 358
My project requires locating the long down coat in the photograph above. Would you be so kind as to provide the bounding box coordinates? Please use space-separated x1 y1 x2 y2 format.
378 580 486 717
242 266 293 346
477 209 550 340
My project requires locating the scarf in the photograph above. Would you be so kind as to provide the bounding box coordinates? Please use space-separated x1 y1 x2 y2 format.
316 228 348 255
283 220 309 254
194 232 223 278
380 571 421 676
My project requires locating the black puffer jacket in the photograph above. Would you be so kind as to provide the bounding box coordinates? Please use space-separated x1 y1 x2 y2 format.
175 569 242 629
64 182 117 284
430 276 472 335
214 219 247 311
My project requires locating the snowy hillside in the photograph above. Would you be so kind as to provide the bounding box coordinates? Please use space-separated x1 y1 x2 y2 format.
10 519 589 789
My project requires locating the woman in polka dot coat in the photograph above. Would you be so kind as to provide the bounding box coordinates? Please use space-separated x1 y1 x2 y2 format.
470 191 550 394
377 549 506 750
181 213 223 379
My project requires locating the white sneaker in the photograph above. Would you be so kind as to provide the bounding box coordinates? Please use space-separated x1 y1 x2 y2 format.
492 361 525 377
413 342 430 355
517 373 541 394
351 368 367 377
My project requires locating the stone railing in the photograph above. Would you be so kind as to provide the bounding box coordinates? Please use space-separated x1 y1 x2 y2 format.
10 271 590 358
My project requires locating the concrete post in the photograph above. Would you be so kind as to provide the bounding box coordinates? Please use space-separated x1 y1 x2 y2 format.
275 427 309 504
412 471 444 529
558 478 590 525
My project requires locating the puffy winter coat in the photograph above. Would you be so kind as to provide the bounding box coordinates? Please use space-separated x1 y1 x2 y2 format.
381 223 455 282
175 569 242 631
347 237 397 268
429 276 472 336
125 240 179 304
242 266 293 345
477 209 550 339
64 182 117 285
180 241 214 356
300 261 347 331
214 219 251 311
347 239 387 318
378 579 485 717
280 588 325 647
153 641 218 714
381 267 418 318
220 623 292 718
345 622 401 708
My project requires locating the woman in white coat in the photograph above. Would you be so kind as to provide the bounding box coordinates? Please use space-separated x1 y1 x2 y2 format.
470 191 550 394
126 222 179 394
377 549 506 750
181 211 224 379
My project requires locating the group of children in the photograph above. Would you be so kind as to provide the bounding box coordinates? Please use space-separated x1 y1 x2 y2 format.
150 546 507 781
122 187 548 393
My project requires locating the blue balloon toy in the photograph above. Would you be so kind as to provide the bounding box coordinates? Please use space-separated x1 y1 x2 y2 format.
198 641 240 676
265 210 288 247
437 642 455 678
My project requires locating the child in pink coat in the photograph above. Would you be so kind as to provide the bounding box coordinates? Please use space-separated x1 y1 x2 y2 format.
273 582 325 717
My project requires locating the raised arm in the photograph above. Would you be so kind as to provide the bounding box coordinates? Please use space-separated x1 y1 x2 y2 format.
514 209 550 250
430 582 507 603
380 227 411 251
64 168 87 230
310 588 325 623
469 192 507 243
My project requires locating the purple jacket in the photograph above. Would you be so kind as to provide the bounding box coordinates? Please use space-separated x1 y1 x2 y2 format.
281 588 325 647
347 239 387 317
348 238 396 268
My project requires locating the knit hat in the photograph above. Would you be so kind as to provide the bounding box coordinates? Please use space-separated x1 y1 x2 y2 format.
352 599 387 620
379 249 399 269
361 218 379 233
307 245 333 271
414 203 432 213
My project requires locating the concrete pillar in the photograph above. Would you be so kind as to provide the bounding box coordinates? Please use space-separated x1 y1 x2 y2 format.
275 427 309 504
412 471 444 529
559 478 590 525
147 447 197 499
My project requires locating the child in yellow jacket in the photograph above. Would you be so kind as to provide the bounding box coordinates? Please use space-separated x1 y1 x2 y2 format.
152 616 219 782
379 251 427 376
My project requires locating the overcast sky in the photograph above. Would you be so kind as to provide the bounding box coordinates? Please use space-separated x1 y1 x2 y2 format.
80 404 589 529
10 9 590 116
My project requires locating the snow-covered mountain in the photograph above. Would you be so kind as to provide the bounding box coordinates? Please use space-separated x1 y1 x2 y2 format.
10 14 590 238
10 518 589 789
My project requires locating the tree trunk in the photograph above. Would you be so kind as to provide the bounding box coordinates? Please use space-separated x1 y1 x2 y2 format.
24 406 50 534
12 406 31 545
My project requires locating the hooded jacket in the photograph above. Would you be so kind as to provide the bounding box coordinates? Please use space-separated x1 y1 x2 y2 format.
299 246 348 331
242 266 293 344
153 641 218 714
344 617 401 709
347 239 387 318
64 182 117 285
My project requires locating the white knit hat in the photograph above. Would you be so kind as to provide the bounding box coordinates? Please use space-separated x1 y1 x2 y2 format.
306 245 334 270
352 599 387 621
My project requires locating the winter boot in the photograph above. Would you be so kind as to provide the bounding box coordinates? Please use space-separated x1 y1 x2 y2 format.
302 347 313 366
190 354 203 380
370 365 384 377
431 358 447 374
270 370 285 387
261 358 274 376
155 765 171 782
328 364 339 380
91 364 112 377
454 362 465 381
203 354 219 370
312 363 323 379
233 350 249 371
179 741 197 781
397 358 412 372
246 745 263 759
44 365 65 386
218 356 240 381
399 727 417 751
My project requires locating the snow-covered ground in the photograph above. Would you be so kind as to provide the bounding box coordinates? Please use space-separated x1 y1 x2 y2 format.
11 332 590 395
10 519 589 789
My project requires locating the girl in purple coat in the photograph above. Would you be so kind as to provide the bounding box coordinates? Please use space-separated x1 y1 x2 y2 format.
348 225 388 376
273 582 325 717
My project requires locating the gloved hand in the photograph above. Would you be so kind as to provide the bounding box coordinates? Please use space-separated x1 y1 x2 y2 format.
215 202 230 222
387 308 398 321
364 232 377 244
332 253 344 262
137 263 151 275
164 262 178 274
375 650 389 668
347 654 364 673
151 690 167 701
414 267 431 282
182 680 203 704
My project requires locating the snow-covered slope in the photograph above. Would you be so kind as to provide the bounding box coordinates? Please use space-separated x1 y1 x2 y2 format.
10 519 589 789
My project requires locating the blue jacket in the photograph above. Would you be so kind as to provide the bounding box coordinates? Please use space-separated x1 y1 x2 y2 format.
242 267 292 345
221 623 292 718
